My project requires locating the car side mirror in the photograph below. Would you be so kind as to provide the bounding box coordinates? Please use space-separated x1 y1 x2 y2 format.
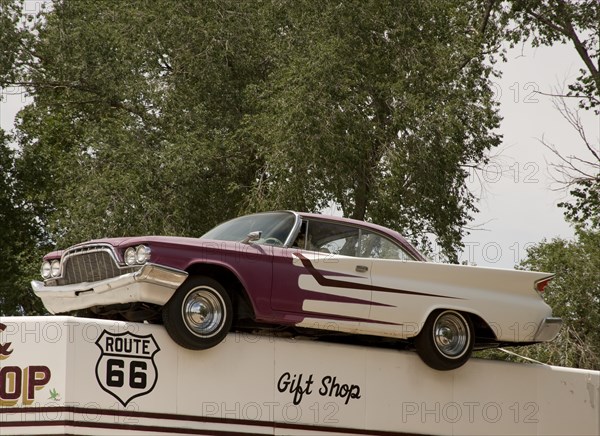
242 231 262 244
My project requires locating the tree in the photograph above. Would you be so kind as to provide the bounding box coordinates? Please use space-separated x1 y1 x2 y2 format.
504 0 599 111
1 1 505 313
518 229 599 369
503 0 600 228
9 0 272 246
241 0 503 258
0 0 23 86
0 129 45 315
542 95 600 230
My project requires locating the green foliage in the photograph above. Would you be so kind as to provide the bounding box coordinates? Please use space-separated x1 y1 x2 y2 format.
558 177 600 231
477 229 600 370
0 0 23 85
10 0 270 246
0 130 45 315
4 0 503 249
241 0 503 258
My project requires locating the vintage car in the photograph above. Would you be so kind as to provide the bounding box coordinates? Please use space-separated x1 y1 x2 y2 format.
32 211 562 370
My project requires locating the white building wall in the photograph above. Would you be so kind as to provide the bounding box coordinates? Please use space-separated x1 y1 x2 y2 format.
0 316 598 435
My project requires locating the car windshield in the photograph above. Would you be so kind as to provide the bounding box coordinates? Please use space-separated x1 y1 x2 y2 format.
201 212 297 245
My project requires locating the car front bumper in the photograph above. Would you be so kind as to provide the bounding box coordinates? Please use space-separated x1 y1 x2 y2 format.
534 317 563 342
31 263 188 314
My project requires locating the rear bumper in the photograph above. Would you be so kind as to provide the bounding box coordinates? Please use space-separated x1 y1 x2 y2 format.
534 317 562 342
32 263 188 314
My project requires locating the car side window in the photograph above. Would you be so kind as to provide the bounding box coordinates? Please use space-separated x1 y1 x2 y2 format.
359 230 413 260
299 219 414 260
305 220 359 256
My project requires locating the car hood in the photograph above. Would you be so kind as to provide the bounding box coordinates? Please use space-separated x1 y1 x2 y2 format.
42 236 207 260
80 235 205 248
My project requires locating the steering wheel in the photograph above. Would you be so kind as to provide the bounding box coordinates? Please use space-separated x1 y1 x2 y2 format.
263 237 283 246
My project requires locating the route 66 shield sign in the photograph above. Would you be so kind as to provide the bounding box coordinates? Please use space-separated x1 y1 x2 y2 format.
95 330 160 406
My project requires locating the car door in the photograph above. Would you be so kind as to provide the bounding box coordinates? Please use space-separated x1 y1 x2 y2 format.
360 230 423 338
270 219 372 334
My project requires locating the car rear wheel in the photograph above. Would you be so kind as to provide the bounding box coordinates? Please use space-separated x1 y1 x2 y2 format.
162 276 233 350
415 310 474 371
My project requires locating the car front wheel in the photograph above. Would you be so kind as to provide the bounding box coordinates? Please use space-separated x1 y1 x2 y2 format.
162 276 233 350
415 310 474 371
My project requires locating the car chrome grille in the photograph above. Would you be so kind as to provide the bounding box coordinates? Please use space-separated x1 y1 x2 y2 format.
57 245 137 285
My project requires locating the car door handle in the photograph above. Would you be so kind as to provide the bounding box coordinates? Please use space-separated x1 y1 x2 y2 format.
355 265 369 273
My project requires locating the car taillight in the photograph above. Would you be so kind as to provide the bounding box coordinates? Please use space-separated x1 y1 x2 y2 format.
535 277 553 294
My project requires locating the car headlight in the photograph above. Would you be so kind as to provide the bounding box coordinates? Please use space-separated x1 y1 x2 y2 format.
135 245 151 264
41 260 61 279
124 247 137 265
41 261 52 279
50 260 61 277
124 245 151 265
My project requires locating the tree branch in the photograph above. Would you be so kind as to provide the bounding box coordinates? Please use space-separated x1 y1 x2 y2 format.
552 95 600 163
533 89 600 106
562 19 600 93
457 0 497 72
525 3 600 94
8 80 152 121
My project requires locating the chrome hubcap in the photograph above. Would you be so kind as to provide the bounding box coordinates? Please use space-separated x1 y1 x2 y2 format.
183 287 224 338
433 311 469 358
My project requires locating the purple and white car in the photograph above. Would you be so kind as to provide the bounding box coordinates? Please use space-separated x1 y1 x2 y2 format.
32 211 562 370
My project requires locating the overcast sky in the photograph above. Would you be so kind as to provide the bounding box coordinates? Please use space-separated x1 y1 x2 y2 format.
1 37 597 270
460 42 598 269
